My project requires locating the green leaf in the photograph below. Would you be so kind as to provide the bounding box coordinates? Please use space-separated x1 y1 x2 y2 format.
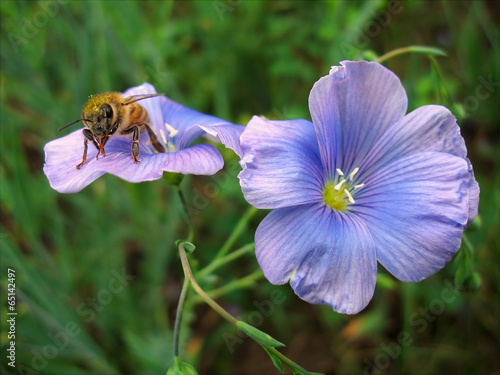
236 321 285 348
176 241 196 253
291 369 326 375
471 272 482 289
167 358 198 375
182 242 196 254
263 347 284 373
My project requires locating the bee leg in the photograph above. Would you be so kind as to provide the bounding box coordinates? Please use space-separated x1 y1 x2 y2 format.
76 129 99 169
123 126 140 163
143 123 166 153
76 138 88 169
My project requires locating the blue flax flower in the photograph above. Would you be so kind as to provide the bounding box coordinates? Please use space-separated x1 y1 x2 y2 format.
44 83 244 193
238 61 479 314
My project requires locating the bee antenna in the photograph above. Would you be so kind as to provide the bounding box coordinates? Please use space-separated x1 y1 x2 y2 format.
122 93 165 105
58 119 89 132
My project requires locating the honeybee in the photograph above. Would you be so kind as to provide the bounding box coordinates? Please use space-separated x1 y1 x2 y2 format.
60 92 166 169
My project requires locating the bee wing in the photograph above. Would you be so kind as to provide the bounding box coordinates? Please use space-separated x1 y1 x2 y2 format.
123 94 164 105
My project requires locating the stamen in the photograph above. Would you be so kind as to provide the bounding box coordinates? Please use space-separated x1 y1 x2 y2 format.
159 129 168 145
349 167 359 180
325 167 364 211
165 123 178 137
334 179 346 190
344 189 355 204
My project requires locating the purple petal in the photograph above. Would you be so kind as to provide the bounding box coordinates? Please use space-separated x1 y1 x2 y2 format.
158 98 237 150
43 130 106 193
198 124 245 157
360 105 468 180
44 82 242 193
256 203 377 314
309 61 408 179
465 158 480 227
354 152 471 282
358 104 479 228
238 116 324 209
44 130 223 194
124 83 242 154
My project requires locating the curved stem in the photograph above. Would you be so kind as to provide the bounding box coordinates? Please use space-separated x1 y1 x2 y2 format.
197 242 255 279
375 45 447 64
173 276 190 358
178 242 238 325
177 242 310 374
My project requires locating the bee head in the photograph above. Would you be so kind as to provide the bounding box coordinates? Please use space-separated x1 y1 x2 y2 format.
85 103 114 136
81 93 121 136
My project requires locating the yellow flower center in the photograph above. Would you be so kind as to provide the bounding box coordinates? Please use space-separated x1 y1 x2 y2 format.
323 167 364 211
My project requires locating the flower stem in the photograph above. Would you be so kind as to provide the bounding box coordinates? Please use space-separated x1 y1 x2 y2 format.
177 242 311 375
173 276 190 358
197 242 255 279
178 242 238 325
211 206 258 262
171 182 194 362
176 185 194 243
193 269 264 303
375 45 447 64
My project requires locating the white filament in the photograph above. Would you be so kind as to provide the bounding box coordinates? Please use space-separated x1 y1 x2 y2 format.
165 123 178 138
344 189 355 204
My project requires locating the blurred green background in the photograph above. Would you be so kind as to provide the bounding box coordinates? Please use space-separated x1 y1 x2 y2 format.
1 1 499 374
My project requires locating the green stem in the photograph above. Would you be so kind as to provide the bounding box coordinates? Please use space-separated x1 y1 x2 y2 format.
428 55 453 104
178 242 238 325
193 269 264 303
176 186 194 243
178 242 310 374
211 206 258 262
208 269 264 299
375 45 447 64
462 233 474 254
173 276 190 358
197 242 255 279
